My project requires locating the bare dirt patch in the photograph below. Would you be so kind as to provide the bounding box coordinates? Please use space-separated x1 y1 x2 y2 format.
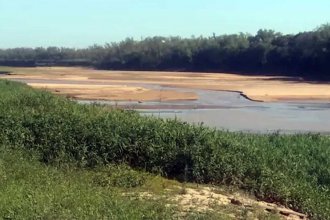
144 186 308 220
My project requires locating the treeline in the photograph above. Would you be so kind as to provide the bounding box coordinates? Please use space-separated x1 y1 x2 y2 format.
0 24 330 79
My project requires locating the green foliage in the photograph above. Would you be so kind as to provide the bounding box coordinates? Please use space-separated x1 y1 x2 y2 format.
93 164 147 188
0 147 174 219
0 80 330 219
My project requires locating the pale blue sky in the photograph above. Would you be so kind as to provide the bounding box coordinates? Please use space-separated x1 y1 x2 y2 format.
0 0 329 48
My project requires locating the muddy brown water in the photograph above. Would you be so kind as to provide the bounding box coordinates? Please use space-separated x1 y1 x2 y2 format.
9 78 330 134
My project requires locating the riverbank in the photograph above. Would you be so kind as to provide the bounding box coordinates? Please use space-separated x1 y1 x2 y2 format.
1 66 330 102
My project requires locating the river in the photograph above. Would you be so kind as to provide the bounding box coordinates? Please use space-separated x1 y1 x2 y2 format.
78 84 330 134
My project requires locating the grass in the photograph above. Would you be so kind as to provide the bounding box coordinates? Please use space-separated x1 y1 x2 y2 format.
0 147 176 219
0 146 283 220
0 79 329 219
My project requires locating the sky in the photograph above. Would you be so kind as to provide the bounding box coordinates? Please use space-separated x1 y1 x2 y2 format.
0 0 330 48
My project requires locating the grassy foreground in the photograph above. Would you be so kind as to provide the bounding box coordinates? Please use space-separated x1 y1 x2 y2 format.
0 147 176 219
0 146 286 220
0 80 330 219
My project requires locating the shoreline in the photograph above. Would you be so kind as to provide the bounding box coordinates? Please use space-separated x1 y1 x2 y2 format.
1 66 330 103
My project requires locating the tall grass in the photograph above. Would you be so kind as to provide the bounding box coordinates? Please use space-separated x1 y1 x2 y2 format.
0 80 329 219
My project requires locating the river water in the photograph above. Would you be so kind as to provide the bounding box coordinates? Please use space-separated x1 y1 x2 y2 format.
78 85 330 134
7 78 330 134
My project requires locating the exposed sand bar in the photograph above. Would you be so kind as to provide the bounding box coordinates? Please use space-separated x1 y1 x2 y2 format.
28 83 197 101
1 66 330 102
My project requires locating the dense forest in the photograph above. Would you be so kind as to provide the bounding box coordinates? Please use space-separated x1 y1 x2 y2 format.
0 24 329 80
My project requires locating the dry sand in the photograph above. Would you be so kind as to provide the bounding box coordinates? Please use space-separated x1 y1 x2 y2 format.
28 83 197 101
171 186 307 219
1 66 330 102
137 186 307 220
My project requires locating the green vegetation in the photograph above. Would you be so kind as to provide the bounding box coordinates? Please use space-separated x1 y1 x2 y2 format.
0 80 330 219
0 147 177 219
1 24 330 79
0 147 284 220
